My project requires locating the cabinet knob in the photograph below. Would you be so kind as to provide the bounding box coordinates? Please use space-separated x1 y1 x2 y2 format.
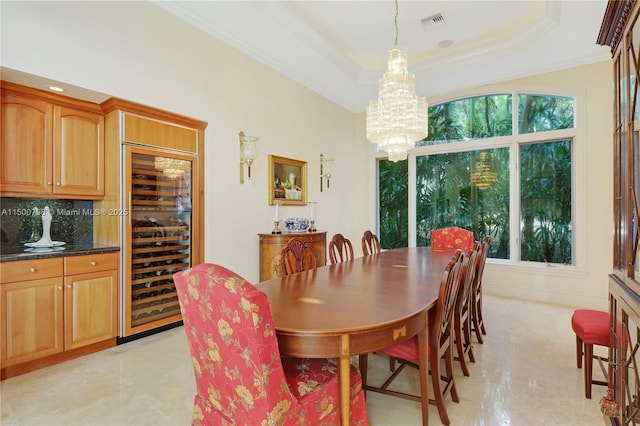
67 284 72 289
30 267 36 273
57 286 63 290
46 181 52 186
90 261 97 266
56 182 61 186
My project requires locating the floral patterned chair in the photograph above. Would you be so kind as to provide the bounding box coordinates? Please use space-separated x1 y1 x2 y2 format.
173 263 368 425
431 226 474 252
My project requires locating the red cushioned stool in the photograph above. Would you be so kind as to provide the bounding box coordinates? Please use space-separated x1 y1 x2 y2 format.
571 309 610 398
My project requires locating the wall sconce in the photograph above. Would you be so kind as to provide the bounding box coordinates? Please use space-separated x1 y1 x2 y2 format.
239 131 259 184
320 153 334 192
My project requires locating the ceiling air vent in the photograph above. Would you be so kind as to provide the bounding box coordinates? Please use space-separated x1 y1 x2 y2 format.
420 12 446 29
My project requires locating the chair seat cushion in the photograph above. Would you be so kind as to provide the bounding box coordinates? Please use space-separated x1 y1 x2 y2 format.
282 357 363 399
379 337 419 362
571 309 609 347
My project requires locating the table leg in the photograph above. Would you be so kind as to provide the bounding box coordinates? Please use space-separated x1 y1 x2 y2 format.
340 334 350 426
417 312 429 426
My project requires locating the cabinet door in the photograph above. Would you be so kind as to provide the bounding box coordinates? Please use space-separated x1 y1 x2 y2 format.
54 106 104 197
1 277 64 367
64 270 117 350
0 93 53 194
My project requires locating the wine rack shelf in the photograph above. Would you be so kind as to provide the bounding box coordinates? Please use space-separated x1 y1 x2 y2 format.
126 152 193 334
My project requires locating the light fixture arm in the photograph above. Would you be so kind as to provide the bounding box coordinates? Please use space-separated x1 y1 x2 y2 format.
320 153 334 192
239 131 258 184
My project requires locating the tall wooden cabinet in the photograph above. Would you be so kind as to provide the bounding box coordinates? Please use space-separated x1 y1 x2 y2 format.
100 99 206 339
0 82 104 199
599 2 640 423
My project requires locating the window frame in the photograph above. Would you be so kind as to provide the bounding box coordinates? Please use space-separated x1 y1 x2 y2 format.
373 85 587 273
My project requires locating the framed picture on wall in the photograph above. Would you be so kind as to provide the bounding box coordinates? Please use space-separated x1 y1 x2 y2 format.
268 155 307 206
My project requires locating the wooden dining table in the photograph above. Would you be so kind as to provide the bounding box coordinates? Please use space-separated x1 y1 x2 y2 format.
257 246 455 426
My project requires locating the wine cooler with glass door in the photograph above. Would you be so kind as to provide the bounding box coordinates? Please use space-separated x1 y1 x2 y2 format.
97 101 205 341
123 147 195 336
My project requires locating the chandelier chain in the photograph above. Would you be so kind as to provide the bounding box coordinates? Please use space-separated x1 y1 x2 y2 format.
394 0 399 47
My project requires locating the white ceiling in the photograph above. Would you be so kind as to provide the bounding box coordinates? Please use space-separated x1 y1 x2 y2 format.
151 0 612 112
2 1 612 112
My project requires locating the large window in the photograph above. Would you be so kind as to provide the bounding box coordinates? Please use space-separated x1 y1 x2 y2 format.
378 92 575 264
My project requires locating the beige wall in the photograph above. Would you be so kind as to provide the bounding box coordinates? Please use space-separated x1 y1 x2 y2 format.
2 1 612 308
1 0 372 282
424 61 614 310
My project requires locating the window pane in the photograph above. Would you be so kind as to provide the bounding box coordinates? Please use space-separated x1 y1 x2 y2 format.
519 140 572 264
378 158 408 249
517 94 574 134
415 148 510 259
417 94 512 146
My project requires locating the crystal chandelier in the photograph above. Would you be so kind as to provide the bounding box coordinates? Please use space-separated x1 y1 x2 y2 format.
366 0 428 162
470 151 497 190
154 157 190 180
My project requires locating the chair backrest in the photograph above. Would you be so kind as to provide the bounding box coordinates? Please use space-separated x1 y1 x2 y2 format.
474 235 491 291
173 263 296 423
281 237 317 276
432 249 465 348
329 233 354 264
456 241 480 315
431 226 474 252
362 230 381 256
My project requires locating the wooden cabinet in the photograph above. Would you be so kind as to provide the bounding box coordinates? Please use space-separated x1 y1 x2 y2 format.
1 252 118 378
258 232 327 281
1 258 64 367
63 253 118 350
100 98 206 339
0 82 104 199
598 2 640 422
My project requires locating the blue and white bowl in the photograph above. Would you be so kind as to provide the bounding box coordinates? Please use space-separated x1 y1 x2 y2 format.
284 217 309 233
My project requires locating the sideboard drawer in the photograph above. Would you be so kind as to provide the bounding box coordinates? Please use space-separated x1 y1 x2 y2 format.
65 252 118 275
1 257 64 283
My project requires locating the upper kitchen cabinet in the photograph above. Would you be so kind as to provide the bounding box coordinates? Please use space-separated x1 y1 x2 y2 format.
0 82 104 199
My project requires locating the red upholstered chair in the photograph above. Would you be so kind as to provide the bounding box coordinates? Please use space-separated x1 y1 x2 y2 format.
173 263 369 425
361 250 464 426
571 309 610 399
471 235 491 343
431 226 474 252
329 233 354 264
361 230 381 256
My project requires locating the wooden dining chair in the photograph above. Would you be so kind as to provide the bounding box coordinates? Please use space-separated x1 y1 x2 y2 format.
471 235 491 343
173 263 369 424
361 230 381 256
329 233 354 264
281 237 317 276
361 249 465 426
431 226 474 252
453 241 481 376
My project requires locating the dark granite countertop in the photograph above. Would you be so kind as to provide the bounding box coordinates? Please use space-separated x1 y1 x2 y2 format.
0 243 120 262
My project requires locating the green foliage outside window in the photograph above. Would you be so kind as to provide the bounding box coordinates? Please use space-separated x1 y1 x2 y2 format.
378 92 575 264
378 159 408 249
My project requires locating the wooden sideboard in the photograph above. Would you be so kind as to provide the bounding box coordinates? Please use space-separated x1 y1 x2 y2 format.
258 232 327 281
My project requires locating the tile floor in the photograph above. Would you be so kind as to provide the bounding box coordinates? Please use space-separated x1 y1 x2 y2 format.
1 295 608 425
